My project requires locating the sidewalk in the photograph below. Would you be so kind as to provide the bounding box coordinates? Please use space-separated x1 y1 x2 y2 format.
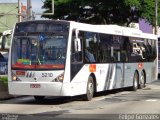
144 79 160 90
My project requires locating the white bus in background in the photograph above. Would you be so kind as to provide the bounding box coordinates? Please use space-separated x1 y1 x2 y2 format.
8 20 158 101
0 30 12 50
0 30 11 74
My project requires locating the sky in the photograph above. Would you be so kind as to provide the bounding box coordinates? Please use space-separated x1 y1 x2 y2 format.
0 0 45 19
24 0 45 19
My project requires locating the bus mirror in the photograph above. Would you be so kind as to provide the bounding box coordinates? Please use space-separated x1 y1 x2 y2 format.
1 36 6 50
74 38 81 52
75 29 79 38
74 29 81 52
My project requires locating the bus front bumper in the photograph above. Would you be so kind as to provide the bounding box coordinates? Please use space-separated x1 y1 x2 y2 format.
8 82 65 96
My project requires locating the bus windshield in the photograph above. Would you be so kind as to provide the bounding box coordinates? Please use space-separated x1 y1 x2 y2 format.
11 33 68 70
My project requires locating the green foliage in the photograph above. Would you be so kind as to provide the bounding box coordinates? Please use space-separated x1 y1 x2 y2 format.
42 0 160 26
140 0 154 25
0 76 8 87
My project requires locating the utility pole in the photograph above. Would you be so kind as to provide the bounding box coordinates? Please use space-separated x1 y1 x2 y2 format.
155 0 158 35
18 0 21 22
27 0 32 20
52 0 54 15
17 0 54 20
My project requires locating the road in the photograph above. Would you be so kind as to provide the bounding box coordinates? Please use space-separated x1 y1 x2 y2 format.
0 79 160 120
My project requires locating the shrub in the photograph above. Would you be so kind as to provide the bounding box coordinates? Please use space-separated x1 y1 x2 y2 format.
0 76 8 87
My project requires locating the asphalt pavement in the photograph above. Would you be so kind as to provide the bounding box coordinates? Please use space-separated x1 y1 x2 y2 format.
1 79 160 120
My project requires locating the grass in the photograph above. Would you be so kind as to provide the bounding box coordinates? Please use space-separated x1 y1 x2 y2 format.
0 76 8 87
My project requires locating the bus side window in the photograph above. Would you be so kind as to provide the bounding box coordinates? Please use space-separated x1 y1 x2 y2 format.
85 49 95 62
99 34 112 63
122 37 133 62
84 32 98 63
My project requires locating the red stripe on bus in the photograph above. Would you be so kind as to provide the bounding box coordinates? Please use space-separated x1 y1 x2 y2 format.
12 64 64 69
36 64 64 69
12 64 35 69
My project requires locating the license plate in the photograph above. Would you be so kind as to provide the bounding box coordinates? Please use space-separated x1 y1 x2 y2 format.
30 84 41 88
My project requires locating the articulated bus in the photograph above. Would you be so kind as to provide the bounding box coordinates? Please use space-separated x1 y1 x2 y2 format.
8 20 158 101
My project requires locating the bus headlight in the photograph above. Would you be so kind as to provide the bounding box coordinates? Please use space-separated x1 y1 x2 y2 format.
12 73 21 81
52 73 64 82
12 75 17 81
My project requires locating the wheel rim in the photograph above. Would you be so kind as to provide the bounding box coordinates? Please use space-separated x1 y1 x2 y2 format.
134 73 138 88
88 82 93 96
140 72 145 87
88 78 94 98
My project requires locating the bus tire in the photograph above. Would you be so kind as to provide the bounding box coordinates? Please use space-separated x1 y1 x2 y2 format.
34 96 45 101
139 71 145 89
83 76 94 101
132 71 139 91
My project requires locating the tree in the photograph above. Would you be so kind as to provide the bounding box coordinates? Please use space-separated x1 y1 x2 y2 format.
42 0 160 26
139 0 160 27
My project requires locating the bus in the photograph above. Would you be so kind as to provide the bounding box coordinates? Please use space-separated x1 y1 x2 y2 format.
0 30 11 74
8 20 158 101
0 30 12 50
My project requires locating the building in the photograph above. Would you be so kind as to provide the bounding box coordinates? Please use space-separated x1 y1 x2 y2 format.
0 3 18 33
139 19 153 34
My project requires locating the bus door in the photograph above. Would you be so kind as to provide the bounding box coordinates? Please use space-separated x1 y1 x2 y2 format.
113 49 125 89
115 63 124 88
121 37 133 87
111 36 125 89
71 30 83 80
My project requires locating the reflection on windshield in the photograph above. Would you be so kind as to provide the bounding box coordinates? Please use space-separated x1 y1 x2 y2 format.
11 34 67 69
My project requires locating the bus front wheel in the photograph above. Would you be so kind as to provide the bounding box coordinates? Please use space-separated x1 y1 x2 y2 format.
83 76 94 101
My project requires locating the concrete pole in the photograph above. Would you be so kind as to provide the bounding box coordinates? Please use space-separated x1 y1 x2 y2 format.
155 0 158 35
27 0 32 20
18 0 22 22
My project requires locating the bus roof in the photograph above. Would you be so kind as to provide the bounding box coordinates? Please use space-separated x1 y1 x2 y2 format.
17 20 157 40
69 21 157 39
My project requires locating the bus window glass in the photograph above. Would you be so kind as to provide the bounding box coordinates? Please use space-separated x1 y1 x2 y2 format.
15 22 69 33
99 34 112 63
112 35 122 62
84 32 98 63
12 34 67 69
12 22 69 70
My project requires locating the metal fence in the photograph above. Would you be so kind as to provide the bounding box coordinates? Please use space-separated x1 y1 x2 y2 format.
0 62 8 75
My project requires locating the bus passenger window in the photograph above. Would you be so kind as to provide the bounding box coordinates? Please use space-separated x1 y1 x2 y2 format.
85 49 95 62
84 32 98 63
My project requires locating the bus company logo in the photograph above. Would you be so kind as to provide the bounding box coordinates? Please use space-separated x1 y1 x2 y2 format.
26 72 35 78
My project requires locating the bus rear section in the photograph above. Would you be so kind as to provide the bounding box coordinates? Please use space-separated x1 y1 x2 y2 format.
69 25 157 100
